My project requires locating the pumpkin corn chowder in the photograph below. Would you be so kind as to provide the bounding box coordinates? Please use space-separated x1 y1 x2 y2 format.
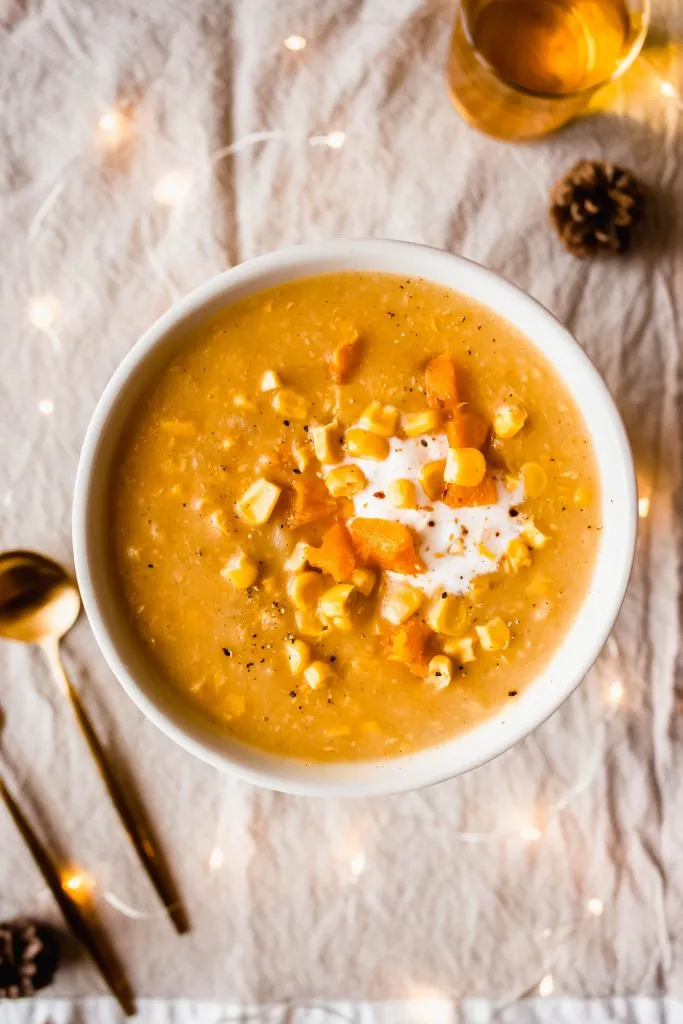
113 272 600 761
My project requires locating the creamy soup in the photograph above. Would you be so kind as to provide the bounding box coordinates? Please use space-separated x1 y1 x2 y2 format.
112 272 600 761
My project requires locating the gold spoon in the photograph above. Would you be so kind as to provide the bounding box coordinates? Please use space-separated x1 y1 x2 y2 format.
0 550 188 934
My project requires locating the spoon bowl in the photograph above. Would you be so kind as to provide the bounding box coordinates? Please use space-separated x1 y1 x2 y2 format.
0 551 81 645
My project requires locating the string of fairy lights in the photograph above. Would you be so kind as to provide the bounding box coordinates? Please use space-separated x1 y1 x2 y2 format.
11 18 678 1012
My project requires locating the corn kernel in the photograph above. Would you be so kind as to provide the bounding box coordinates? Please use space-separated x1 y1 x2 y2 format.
324 463 367 497
272 388 309 420
236 478 281 525
295 609 326 637
318 584 357 630
426 594 468 635
522 462 548 498
381 584 424 626
311 422 342 464
425 655 453 690
260 370 282 392
527 574 552 597
475 617 510 651
574 482 593 507
351 567 376 596
493 403 527 439
209 509 229 535
387 478 417 509
233 392 257 411
304 660 334 690
284 541 310 572
160 419 197 437
402 409 442 437
443 635 476 664
505 537 532 572
220 549 259 589
345 427 390 461
444 447 487 487
292 443 314 472
287 571 326 611
521 520 548 549
285 638 311 675
358 400 399 437
468 573 496 598
419 459 446 501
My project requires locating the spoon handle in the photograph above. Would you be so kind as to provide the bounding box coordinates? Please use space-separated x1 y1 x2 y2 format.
0 773 136 1016
41 637 188 935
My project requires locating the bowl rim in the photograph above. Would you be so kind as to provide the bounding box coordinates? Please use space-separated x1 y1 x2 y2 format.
72 238 637 797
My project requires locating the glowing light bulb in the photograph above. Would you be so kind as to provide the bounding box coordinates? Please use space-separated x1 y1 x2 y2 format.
521 825 542 842
659 81 677 98
28 295 59 331
97 109 131 149
539 973 555 997
284 34 307 51
153 170 193 206
209 847 224 872
38 399 55 416
609 680 624 705
638 496 650 518
350 851 366 877
587 897 604 916
61 868 94 899
326 131 346 149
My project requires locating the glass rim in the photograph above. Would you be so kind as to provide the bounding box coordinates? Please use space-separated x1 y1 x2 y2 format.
459 0 651 102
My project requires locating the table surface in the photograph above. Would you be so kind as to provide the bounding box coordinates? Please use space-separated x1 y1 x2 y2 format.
1 0 682 1017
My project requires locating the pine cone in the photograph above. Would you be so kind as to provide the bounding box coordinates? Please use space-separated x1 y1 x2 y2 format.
549 160 645 257
0 920 59 999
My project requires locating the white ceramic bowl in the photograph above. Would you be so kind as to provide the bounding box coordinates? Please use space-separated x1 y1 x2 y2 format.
73 239 637 797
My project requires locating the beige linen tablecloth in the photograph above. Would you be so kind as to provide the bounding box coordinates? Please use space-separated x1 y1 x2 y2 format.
1 1 682 1020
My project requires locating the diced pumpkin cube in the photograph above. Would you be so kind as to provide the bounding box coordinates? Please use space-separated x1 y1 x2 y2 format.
349 518 424 574
446 409 489 449
328 331 362 384
292 443 314 473
236 478 282 525
443 474 498 509
425 353 459 411
307 522 356 582
288 476 339 527
389 618 431 677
